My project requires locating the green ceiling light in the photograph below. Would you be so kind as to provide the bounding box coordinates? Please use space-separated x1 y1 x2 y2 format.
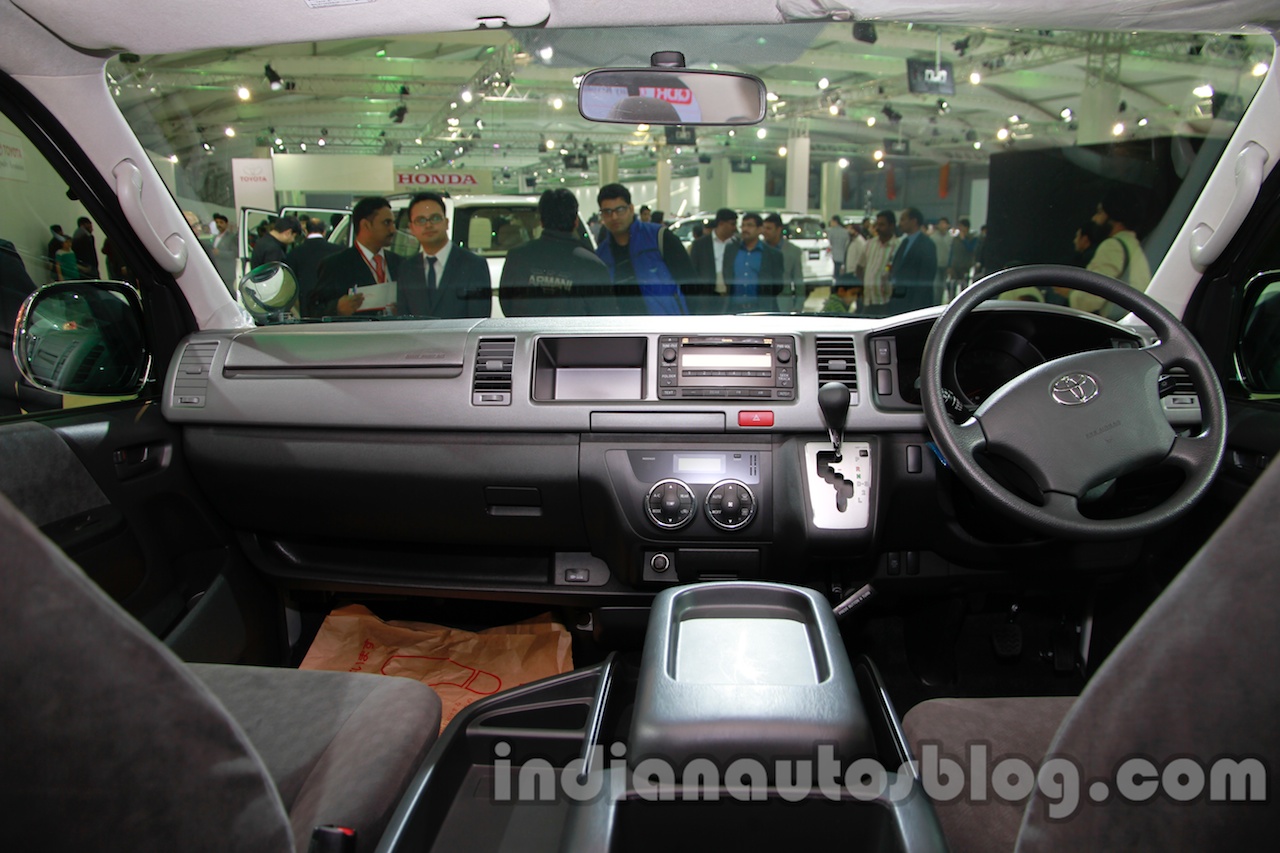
376 48 387 57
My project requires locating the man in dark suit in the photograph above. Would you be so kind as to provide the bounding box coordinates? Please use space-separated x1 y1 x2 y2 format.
687 208 737 314
888 207 938 314
71 217 99 278
721 212 784 313
398 192 490 319
288 218 342 316
499 189 615 317
311 198 401 317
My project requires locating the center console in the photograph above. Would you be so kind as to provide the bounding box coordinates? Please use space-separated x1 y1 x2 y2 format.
380 581 947 853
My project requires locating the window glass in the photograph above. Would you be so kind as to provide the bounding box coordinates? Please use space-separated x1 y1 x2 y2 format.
0 113 139 416
109 24 1272 323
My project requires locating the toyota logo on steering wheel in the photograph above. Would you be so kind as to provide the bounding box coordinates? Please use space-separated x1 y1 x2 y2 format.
1052 373 1100 406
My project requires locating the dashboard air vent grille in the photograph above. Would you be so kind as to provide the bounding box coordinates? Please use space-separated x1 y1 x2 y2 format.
473 337 515 406
171 341 217 408
816 336 859 398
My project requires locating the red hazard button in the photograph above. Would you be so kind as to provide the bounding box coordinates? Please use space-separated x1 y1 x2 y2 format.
738 410 774 427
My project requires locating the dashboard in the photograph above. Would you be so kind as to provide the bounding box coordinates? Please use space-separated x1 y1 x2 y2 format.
162 304 1200 601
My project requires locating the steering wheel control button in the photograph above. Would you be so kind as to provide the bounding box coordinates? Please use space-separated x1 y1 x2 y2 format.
738 410 774 427
705 480 756 531
874 338 892 365
1052 372 1101 406
646 479 695 529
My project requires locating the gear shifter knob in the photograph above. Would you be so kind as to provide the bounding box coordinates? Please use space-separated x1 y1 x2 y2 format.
818 381 851 459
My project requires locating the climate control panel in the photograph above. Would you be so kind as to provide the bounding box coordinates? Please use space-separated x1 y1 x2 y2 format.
644 477 758 531
645 479 697 529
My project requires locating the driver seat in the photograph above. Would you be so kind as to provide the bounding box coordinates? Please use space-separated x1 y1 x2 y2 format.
901 459 1280 851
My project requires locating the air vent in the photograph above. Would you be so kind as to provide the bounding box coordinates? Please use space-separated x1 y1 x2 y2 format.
815 336 859 401
70 343 106 386
473 337 515 406
171 341 217 407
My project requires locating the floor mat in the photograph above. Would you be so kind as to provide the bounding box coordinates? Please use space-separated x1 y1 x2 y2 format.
299 604 574 731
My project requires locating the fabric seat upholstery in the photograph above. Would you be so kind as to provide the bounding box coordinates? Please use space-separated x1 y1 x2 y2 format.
0 489 440 853
900 459 1280 852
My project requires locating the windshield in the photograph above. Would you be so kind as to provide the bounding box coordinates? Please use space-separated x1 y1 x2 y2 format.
110 23 1272 321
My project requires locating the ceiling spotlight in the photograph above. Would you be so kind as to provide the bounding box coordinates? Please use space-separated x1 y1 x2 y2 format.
817 77 830 90
461 89 473 103
1138 117 1149 127
1253 61 1269 77
274 136 283 146
299 142 307 151
1112 122 1126 136
778 146 787 157
996 127 1010 141
447 117 460 126
545 139 555 150
756 127 768 139
766 91 779 102
829 104 840 116
224 126 236 138
202 141 211 151
317 137 325 146
552 97 564 110
168 154 178 163
1193 84 1215 99
973 141 982 150
937 99 949 114
415 136 422 144
1008 114 1021 123
866 116 876 127
538 46 554 63
970 70 982 85
873 149 884 161
237 86 251 101
475 118 484 129
1060 107 1073 120
264 64 283 91
876 160 885 169
838 157 849 168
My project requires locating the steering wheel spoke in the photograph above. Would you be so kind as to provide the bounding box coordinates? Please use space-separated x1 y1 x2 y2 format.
949 416 987 460
1167 434 1218 474
1042 490 1088 525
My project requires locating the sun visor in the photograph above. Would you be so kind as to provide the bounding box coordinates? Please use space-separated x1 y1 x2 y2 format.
12 0 551 53
223 328 469 376
777 0 1280 31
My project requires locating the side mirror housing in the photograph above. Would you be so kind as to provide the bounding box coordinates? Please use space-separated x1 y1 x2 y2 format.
1236 270 1280 396
13 281 150 397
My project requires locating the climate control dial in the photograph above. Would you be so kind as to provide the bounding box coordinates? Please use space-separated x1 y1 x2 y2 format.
645 479 696 529
705 479 757 531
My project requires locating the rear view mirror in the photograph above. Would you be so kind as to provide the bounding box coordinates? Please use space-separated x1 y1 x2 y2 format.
14 281 149 397
579 67 766 126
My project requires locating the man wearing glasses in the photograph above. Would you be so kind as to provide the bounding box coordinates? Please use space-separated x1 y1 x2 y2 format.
312 197 400 316
399 192 491 319
593 183 694 315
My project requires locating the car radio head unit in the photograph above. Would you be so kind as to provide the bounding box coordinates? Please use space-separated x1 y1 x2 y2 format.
658 335 796 400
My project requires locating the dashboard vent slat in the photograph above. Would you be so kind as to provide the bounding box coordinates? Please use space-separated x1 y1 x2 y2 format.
473 338 515 406
171 340 217 408
815 336 859 402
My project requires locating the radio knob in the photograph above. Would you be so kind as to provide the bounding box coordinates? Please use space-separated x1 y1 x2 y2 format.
645 479 695 530
705 480 757 531
777 348 792 364
662 347 678 363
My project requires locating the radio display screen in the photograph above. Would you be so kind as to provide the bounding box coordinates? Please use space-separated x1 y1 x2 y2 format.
681 352 774 369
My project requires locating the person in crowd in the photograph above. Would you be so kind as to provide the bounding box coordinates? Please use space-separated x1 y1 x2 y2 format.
887 207 937 313
972 223 989 277
822 275 862 313
1057 191 1152 319
206 213 238 289
1070 218 1109 268
500 189 616 317
650 210 665 225
46 224 66 277
761 213 805 312
826 214 850 281
288 218 342 314
856 210 899 311
946 217 979 294
594 182 693 315
723 212 783 313
312 200 398 316
249 216 300 269
688 208 738 314
71 216 99 278
638 205 652 223
398 192 491 319
930 216 954 302
53 236 79 281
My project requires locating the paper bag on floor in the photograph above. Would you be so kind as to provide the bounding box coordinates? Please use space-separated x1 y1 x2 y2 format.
299 605 573 731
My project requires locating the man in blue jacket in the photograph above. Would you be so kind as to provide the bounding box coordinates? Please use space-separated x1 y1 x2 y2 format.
594 183 694 315
888 207 938 314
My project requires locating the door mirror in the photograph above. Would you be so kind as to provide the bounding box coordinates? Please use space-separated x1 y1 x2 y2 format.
239 262 300 324
14 281 150 396
578 68 766 125
1237 270 1280 395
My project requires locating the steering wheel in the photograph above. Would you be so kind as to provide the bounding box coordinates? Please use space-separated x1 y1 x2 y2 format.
920 265 1226 539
